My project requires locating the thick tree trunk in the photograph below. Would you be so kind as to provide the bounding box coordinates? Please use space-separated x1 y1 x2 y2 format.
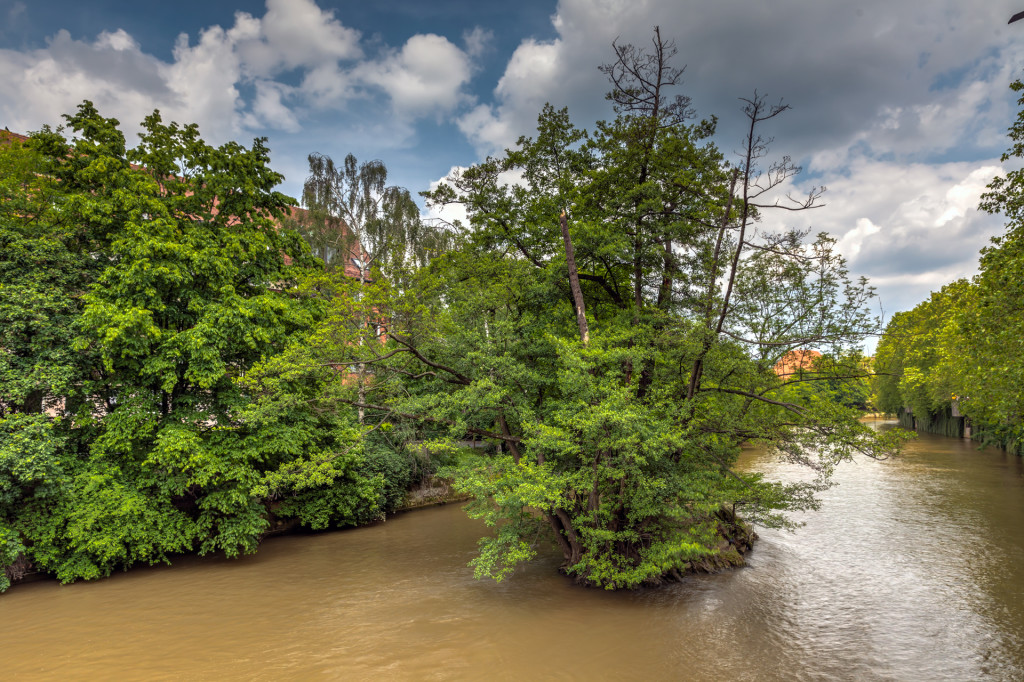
553 507 583 567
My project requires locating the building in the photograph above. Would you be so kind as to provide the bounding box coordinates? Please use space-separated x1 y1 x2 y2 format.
773 349 822 380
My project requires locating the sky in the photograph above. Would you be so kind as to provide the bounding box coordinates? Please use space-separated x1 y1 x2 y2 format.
2 0 1023 343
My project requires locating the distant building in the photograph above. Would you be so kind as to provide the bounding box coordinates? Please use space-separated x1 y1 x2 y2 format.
773 349 822 380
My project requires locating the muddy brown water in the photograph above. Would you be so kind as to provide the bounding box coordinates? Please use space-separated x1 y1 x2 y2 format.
3 420 1024 681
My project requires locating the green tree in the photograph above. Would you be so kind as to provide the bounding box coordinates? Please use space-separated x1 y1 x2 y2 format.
781 353 873 411
0 133 98 589
872 281 970 418
1 104 391 588
294 152 452 282
297 33 905 589
969 78 1024 446
293 152 455 423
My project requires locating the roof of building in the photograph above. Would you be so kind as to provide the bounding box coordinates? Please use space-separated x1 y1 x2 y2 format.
773 349 822 379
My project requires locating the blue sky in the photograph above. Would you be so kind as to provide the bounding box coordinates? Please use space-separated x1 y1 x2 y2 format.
2 0 1023 335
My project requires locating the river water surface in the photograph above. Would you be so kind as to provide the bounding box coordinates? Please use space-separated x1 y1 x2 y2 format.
3 420 1024 680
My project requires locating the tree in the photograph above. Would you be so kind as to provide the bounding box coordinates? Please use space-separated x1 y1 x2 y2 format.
875 77 1024 451
872 281 970 417
293 152 456 422
296 152 448 283
0 104 394 588
781 353 873 411
300 32 905 589
0 135 92 590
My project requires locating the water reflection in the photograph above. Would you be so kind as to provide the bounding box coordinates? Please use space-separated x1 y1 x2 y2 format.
3 420 1023 680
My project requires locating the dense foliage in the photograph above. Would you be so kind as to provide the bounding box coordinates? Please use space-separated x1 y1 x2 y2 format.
1 36 919 593
280 34 904 589
0 107 407 590
874 79 1024 453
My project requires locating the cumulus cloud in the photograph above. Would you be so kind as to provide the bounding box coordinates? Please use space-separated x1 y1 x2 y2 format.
234 0 362 78
459 37 567 155
463 27 494 60
0 0 477 142
242 80 301 133
769 158 1004 315
355 34 473 118
0 29 180 138
460 0 1024 160
160 23 253 140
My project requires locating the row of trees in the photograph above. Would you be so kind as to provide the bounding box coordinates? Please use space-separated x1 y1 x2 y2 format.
873 80 1024 453
2 30 902 592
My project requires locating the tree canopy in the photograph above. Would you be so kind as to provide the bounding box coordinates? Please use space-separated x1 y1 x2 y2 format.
280 31 904 589
873 78 1024 453
1 33 919 593
0 105 409 589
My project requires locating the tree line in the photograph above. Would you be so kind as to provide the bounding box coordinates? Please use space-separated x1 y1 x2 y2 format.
874 83 1024 453
1 30 901 592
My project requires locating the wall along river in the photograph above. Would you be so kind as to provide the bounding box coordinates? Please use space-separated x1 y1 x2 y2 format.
3 419 1023 680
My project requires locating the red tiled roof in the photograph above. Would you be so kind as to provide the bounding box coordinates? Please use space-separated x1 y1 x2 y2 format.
773 349 822 379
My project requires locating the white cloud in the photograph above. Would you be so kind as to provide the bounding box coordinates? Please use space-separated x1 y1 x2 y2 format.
457 103 515 155
95 29 138 52
160 23 252 140
300 62 355 108
0 0 476 142
234 0 362 78
459 38 567 154
243 80 301 133
461 0 1024 160
355 34 473 119
770 158 1004 315
463 27 494 60
837 218 882 261
0 29 181 139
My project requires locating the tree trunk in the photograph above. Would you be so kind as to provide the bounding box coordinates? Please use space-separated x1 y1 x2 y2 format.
559 211 589 346
357 263 367 424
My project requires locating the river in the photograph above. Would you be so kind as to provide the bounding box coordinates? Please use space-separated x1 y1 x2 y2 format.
3 420 1023 681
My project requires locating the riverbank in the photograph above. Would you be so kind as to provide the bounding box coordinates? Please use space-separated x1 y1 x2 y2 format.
4 473 472 592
